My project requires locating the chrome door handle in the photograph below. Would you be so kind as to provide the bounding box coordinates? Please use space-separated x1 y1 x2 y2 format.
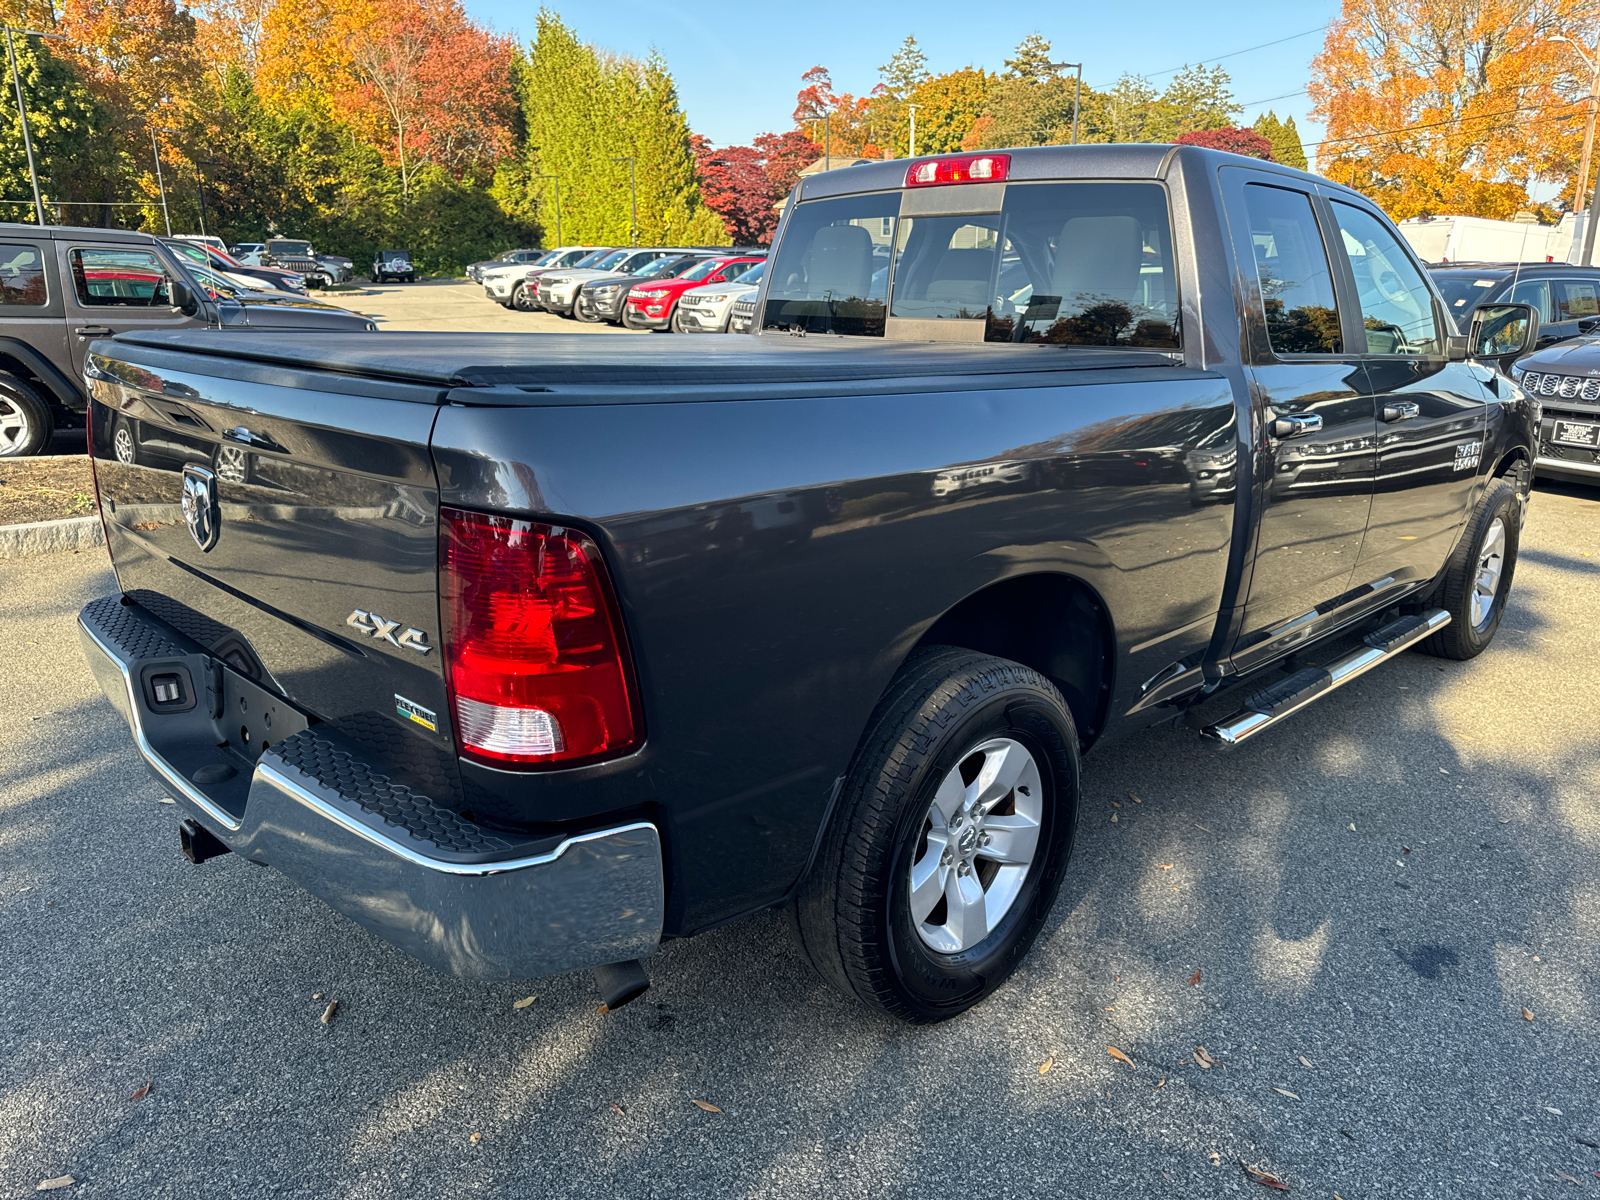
223 426 284 452
1382 401 1420 423
1271 413 1324 439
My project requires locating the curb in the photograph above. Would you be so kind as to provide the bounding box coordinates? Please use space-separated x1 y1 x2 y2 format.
0 516 104 559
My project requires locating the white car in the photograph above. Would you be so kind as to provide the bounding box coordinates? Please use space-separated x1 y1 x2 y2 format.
482 246 597 308
538 248 692 317
674 261 767 333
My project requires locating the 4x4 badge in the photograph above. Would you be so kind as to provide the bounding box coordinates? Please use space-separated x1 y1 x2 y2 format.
346 609 432 654
181 464 219 552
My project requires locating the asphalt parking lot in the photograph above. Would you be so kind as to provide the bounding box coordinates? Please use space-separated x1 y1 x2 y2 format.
2 482 1597 1199
350 277 645 334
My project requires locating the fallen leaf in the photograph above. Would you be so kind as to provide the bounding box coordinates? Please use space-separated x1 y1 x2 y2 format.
1039 1057 1054 1075
691 1100 722 1113
1128 793 1143 803
469 1132 482 1144
1111 813 1118 822
1240 1162 1291 1191
158 797 175 804
1194 1047 1216 1069
609 1103 625 1116
1547 1107 1565 1115
1107 1045 1136 1069
1440 767 1450 774
128 1080 151 1101
1349 823 1357 831
1189 969 1202 986
35 1177 74 1192
512 995 537 1010
1555 1171 1582 1185
1157 863 1174 870
1154 1077 1167 1091
1195 824 1211 832
1576 1137 1600 1149
1112 801 1122 809
1269 1086 1300 1100
1523 1008 1535 1021
597 1005 609 1015
320 1000 338 1025
1298 1056 1313 1068
1402 846 1411 854
312 992 324 1000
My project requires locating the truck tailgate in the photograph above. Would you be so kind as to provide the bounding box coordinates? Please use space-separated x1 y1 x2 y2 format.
86 343 449 751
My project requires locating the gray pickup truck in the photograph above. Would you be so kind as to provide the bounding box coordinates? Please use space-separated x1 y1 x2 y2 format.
0 223 376 457
75 145 1539 1022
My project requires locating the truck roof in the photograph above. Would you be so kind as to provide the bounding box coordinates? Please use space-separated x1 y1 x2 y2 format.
105 330 1188 401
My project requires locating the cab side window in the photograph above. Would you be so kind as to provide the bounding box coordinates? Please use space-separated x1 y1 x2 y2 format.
1507 279 1552 324
72 248 172 307
1555 278 1600 320
1330 202 1443 355
0 243 47 305
1241 183 1343 354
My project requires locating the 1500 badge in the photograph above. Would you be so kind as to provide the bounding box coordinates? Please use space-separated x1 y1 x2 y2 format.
346 609 433 654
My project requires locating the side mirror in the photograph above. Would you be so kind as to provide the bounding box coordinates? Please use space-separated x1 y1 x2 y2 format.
169 279 200 316
710 274 726 283
1469 303 1539 367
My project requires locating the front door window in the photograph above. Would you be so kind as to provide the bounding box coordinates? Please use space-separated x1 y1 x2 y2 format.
1330 203 1443 355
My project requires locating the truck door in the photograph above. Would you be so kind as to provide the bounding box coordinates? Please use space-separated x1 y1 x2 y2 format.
0 238 72 408
1221 172 1379 674
57 242 205 382
1324 199 1493 592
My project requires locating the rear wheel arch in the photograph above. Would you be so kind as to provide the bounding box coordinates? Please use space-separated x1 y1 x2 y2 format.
911 572 1115 749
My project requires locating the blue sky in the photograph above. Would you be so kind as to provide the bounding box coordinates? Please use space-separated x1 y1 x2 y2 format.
466 0 1344 157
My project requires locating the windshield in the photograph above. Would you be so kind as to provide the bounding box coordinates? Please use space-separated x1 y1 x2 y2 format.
594 250 632 271
737 261 767 285
169 242 207 266
764 182 1180 345
1431 270 1507 316
639 256 693 278
614 251 659 273
680 259 725 283
187 264 244 299
269 241 312 256
532 249 564 266
572 249 613 269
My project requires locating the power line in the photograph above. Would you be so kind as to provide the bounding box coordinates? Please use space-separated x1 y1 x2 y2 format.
1141 24 1331 80
1304 98 1583 150
1240 89 1308 109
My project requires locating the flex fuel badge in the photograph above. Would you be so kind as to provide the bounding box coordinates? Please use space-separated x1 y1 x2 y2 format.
395 694 437 732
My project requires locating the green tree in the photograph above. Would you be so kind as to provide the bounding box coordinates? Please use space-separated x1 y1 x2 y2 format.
1252 110 1307 170
1002 32 1057 83
1099 75 1158 143
0 34 112 222
878 34 929 100
1146 64 1239 141
894 67 992 156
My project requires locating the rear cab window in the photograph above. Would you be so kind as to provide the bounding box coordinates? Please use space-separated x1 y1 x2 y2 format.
762 182 1180 347
0 243 47 305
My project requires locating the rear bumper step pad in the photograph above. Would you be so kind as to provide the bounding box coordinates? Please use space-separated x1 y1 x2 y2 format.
1203 608 1450 746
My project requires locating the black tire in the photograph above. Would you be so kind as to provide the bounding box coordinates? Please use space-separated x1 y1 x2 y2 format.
0 371 52 457
669 305 687 333
574 295 603 323
792 646 1081 1023
1417 479 1520 661
404 274 415 283
511 284 538 312
374 273 385 285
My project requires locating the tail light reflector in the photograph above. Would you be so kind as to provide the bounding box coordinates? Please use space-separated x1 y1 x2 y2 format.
904 153 1010 188
440 508 640 769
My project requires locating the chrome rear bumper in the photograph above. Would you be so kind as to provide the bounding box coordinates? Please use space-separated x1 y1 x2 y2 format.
78 595 664 980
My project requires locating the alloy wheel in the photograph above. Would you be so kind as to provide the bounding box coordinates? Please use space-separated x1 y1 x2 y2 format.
1471 517 1506 629
0 397 28 455
908 737 1043 954
113 424 136 465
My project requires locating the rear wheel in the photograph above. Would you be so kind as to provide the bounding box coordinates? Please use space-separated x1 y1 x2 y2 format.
1417 479 1519 661
512 284 538 312
111 416 139 466
0 372 52 458
793 647 1080 1023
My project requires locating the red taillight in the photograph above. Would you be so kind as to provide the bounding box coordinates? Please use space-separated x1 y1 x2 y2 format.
440 508 640 769
904 153 1011 188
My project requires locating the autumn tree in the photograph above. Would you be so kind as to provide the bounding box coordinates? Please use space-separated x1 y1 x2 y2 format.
895 67 992 155
791 66 879 157
1309 0 1598 218
1173 126 1275 158
754 129 821 199
967 33 1093 149
1252 110 1307 169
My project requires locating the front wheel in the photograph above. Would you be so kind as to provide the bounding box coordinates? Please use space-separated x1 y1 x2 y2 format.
669 305 688 333
1417 479 1520 660
0 372 52 457
511 285 538 312
574 296 603 323
793 647 1080 1023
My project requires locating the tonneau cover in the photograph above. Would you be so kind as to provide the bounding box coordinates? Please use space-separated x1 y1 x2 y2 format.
109 330 1180 390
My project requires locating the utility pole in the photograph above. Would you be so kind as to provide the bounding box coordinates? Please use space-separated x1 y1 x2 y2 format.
3 26 65 227
1046 61 1085 145
825 112 830 166
610 156 637 247
150 123 172 236
908 104 920 158
1553 35 1600 265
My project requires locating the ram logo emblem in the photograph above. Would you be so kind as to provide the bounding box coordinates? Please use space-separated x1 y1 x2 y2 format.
346 609 432 654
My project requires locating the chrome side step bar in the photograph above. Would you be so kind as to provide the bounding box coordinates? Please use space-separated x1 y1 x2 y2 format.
1202 608 1450 746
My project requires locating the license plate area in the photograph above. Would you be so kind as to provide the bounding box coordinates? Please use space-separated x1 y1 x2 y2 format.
1553 419 1600 448
221 666 309 763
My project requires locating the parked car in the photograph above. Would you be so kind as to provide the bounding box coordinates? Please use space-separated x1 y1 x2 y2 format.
372 249 415 284
467 248 545 283
163 239 308 295
172 234 228 256
623 254 766 331
316 255 354 285
728 293 757 334
482 246 599 309
538 248 691 317
72 146 1538 1026
257 239 322 287
1429 262 1600 351
0 222 376 456
1510 338 1600 486
229 242 266 262
576 253 709 324
675 260 767 332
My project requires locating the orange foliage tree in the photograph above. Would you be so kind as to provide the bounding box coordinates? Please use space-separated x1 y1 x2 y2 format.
1309 0 1600 219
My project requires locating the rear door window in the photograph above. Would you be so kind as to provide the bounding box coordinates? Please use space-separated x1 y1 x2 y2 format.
0 243 46 305
1240 183 1343 354
1554 278 1600 320
71 248 172 307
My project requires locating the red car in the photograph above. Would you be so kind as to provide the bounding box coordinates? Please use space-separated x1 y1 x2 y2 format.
623 255 766 331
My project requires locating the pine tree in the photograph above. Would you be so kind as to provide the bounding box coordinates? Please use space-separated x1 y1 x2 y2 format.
1002 32 1057 83
878 35 929 100
1252 111 1307 170
1147 64 1238 141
